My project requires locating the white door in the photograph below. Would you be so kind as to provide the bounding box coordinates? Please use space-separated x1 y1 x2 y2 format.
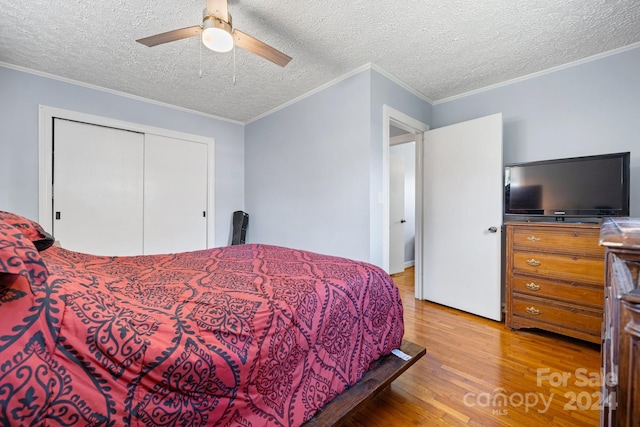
389 154 405 275
423 113 503 321
53 119 145 255
143 134 209 254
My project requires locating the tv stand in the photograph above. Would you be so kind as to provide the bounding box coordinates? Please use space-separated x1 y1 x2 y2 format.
505 221 604 343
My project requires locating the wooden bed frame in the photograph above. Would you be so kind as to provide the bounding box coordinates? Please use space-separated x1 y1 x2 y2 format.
304 339 426 426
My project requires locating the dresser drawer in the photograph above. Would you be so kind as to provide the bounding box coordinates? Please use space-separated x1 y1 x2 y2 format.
512 226 604 256
511 275 603 307
512 296 602 336
512 251 604 284
506 222 605 343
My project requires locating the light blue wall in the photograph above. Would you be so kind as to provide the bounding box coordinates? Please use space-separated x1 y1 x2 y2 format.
8 45 634 259
245 69 431 265
0 66 245 247
245 71 372 261
432 46 640 216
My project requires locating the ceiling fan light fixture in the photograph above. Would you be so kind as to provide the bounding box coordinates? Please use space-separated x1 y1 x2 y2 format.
202 16 234 52
137 2 290 67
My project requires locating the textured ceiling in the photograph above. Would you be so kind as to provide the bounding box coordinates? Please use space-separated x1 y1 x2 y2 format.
2 1 640 123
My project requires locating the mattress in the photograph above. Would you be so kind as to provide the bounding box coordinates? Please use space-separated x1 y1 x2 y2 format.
0 223 404 427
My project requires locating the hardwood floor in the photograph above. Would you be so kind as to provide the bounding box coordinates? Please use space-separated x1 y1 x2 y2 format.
344 267 602 426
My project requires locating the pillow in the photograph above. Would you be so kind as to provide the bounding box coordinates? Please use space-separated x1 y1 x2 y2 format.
0 211 55 251
0 222 49 287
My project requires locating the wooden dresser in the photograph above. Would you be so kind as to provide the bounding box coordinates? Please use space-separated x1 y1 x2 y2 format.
600 218 640 427
505 222 604 344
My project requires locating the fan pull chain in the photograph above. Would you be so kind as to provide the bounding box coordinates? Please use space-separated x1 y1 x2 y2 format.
200 0 204 78
233 45 237 85
199 39 203 78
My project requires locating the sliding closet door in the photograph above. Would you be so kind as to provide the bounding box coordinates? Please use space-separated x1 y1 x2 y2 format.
53 119 144 255
143 134 208 255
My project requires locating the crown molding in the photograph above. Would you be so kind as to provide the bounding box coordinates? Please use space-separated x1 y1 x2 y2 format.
247 63 433 124
370 63 434 104
433 42 640 105
8 41 637 125
0 61 244 125
246 63 373 124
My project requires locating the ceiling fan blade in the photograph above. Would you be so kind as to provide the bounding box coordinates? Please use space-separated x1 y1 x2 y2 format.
136 26 202 47
232 29 292 67
206 0 229 21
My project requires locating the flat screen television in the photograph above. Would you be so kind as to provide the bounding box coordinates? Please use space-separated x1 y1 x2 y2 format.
504 152 630 218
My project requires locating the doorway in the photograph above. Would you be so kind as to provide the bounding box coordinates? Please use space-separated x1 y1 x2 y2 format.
382 105 429 300
389 133 416 275
383 109 503 318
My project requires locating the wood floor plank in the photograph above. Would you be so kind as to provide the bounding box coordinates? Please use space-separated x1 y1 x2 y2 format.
343 267 601 426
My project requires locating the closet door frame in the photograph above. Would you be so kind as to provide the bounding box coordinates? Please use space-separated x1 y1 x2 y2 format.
38 105 215 248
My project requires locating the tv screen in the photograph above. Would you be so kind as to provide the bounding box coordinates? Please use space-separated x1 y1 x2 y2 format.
504 152 630 218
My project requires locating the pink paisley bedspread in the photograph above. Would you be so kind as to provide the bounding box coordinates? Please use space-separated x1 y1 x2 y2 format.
0 243 404 426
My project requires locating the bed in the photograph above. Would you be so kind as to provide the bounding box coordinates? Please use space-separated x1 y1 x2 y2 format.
0 211 413 426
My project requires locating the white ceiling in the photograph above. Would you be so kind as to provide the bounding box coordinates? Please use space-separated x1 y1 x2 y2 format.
2 1 640 123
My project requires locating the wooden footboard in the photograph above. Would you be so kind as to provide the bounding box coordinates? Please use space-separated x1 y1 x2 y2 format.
304 339 426 426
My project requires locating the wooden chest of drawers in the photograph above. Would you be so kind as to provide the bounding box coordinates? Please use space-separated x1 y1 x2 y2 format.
600 218 640 427
505 222 605 343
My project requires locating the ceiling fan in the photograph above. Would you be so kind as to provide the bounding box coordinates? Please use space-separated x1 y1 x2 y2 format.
136 0 292 67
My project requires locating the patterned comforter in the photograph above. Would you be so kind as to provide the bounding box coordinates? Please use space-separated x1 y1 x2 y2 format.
0 220 404 426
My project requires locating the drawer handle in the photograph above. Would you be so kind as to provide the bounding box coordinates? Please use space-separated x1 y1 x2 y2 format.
526 258 541 267
525 282 541 291
526 306 540 316
527 236 541 242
